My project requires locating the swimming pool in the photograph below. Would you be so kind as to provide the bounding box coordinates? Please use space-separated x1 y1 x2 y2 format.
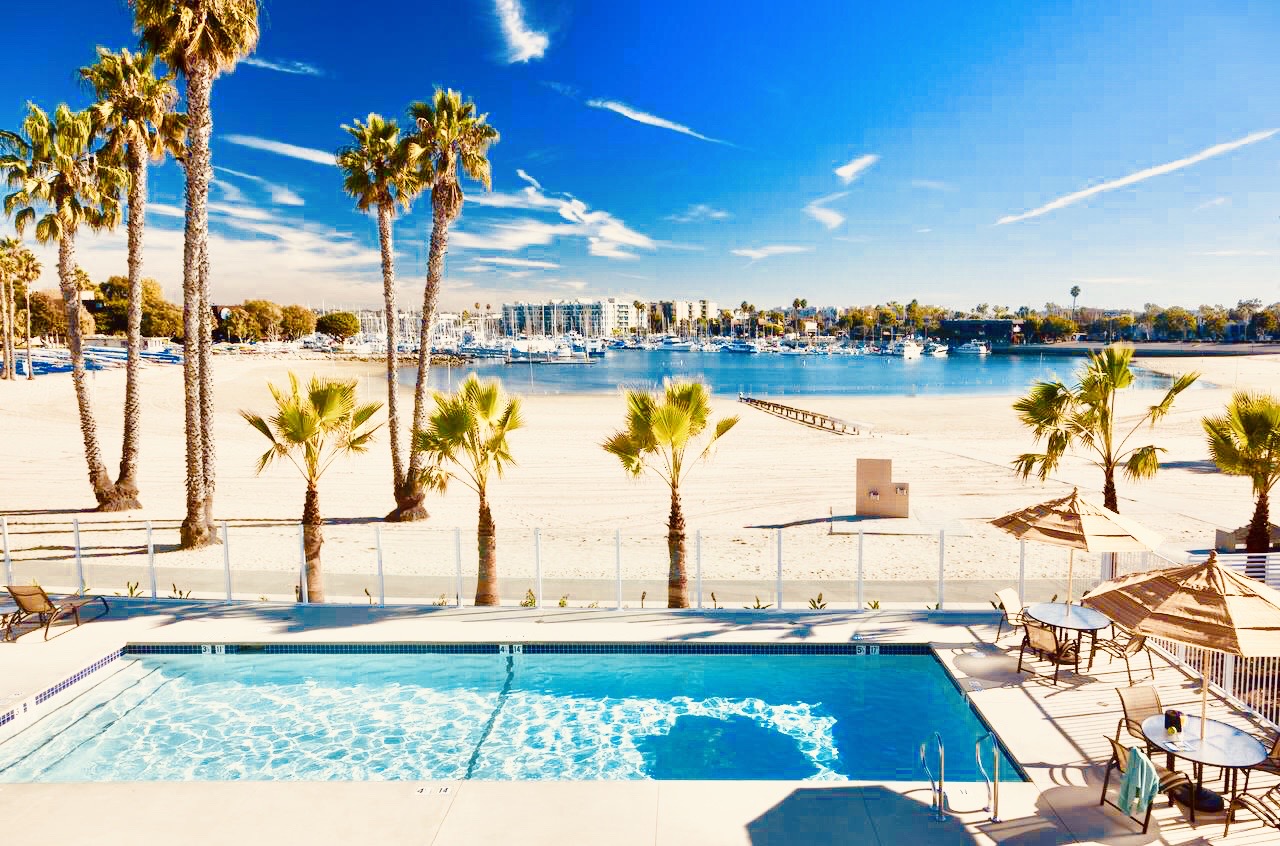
0 644 1022 782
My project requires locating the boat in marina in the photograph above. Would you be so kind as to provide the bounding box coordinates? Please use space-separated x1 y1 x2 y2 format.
923 341 949 357
954 340 991 355
658 337 697 352
886 339 923 359
722 340 760 354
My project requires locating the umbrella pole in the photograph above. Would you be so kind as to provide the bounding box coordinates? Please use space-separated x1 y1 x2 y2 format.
1066 548 1074 605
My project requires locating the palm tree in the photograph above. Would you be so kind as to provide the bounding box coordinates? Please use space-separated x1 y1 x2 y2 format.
1070 285 1081 322
1203 392 1280 557
399 89 499 521
16 246 40 379
412 374 523 605
133 0 260 545
0 239 14 380
241 374 382 603
1012 344 1199 511
2 104 126 507
632 300 646 337
81 46 187 510
336 113 429 520
602 382 738 607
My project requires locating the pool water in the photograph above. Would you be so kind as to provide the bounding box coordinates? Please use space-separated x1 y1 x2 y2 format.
0 649 1022 782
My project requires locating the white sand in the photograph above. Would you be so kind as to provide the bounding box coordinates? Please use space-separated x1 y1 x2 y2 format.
1 353 1276 596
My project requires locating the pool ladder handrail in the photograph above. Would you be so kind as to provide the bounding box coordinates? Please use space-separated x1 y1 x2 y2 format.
975 731 1001 822
919 731 948 821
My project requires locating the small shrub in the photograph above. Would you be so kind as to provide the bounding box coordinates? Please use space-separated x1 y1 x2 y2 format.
114 580 144 598
586 601 599 608
866 599 881 610
808 592 827 609
640 590 647 609
558 595 569 608
520 589 536 608
710 592 720 610
744 595 773 610
364 588 374 605
435 593 449 607
169 583 191 600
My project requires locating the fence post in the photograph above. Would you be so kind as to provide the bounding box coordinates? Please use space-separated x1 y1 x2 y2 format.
297 523 308 604
937 529 946 610
1018 541 1026 604
857 530 865 610
776 528 783 609
535 528 543 609
696 530 703 609
1222 654 1236 698
1 515 11 586
454 528 463 607
222 521 232 601
73 518 84 593
615 529 623 611
146 520 156 599
375 524 385 606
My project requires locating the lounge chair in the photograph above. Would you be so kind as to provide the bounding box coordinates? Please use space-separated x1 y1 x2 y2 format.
3 585 109 641
993 587 1026 641
1093 630 1155 685
1016 620 1079 685
1099 737 1190 833
1224 783 1280 838
1114 684 1162 749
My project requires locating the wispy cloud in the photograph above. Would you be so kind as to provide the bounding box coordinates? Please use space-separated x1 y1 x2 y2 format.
916 227 932 234
1191 249 1273 257
215 166 304 206
473 256 559 269
803 192 848 230
223 134 335 166
242 57 322 76
911 179 954 191
666 204 731 224
1194 196 1228 211
835 153 879 184
494 0 549 63
996 129 1279 225
586 99 730 145
731 245 813 261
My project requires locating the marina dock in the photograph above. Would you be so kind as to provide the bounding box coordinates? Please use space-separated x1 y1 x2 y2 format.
738 395 871 435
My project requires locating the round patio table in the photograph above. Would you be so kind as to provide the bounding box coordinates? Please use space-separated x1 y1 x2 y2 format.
1025 602 1111 669
1141 714 1266 823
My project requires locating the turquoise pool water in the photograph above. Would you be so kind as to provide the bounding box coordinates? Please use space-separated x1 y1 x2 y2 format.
0 648 1022 782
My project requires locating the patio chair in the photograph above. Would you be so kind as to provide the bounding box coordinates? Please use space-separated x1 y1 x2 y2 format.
1099 737 1191 833
1114 684 1162 750
1093 630 1155 685
1224 783 1280 838
1016 620 1079 685
993 587 1026 641
1242 733 1280 792
3 585 109 641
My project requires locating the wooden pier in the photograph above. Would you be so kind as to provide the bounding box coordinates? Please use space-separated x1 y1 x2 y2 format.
737 395 871 435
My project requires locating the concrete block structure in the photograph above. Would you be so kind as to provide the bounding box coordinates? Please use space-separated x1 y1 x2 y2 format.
856 458 909 518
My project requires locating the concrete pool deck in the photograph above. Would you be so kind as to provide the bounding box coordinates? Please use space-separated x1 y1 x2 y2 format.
1 601 1277 845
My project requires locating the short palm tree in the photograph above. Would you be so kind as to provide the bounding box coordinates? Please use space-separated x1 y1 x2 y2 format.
336 114 429 521
1012 344 1199 512
81 46 187 510
1203 392 1280 555
3 104 127 508
132 0 260 546
603 382 738 607
401 90 499 521
242 374 382 603
412 374 523 606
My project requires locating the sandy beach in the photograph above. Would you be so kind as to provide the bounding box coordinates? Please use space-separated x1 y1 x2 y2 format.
1 352 1277 604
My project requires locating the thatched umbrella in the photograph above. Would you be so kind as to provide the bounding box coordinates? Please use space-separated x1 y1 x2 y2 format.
1083 552 1280 738
991 488 1164 602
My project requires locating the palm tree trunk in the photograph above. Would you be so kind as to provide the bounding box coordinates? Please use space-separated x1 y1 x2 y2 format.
301 482 325 603
396 187 452 522
667 488 689 608
58 235 116 506
109 143 147 511
8 277 16 379
179 60 213 548
0 275 10 380
1246 489 1271 557
1102 466 1118 512
199 237 216 536
376 201 406 510
474 493 498 606
24 285 32 380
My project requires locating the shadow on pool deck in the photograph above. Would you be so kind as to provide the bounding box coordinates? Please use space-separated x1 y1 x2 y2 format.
747 785 977 845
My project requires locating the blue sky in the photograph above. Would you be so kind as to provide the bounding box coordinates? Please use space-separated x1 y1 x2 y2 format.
2 0 1278 311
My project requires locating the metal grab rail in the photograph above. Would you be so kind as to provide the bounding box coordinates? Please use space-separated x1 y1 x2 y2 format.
920 732 948 821
975 732 1001 822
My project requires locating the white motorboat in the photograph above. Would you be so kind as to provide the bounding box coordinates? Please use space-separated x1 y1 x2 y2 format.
887 339 923 359
954 340 990 355
659 337 697 352
923 341 949 357
721 340 759 354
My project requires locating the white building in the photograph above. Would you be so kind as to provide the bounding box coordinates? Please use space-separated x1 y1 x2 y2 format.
501 298 639 337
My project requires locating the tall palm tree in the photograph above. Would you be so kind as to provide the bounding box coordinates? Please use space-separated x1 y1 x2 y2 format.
132 0 260 546
632 300 645 337
242 373 382 603
0 239 13 380
14 246 40 379
1203 392 1280 557
602 382 738 607
412 374 523 605
1012 344 1199 512
1070 284 1081 322
81 46 187 510
399 89 499 521
2 104 126 507
337 113 429 520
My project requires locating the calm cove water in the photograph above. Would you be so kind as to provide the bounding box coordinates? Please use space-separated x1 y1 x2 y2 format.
400 349 1177 397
